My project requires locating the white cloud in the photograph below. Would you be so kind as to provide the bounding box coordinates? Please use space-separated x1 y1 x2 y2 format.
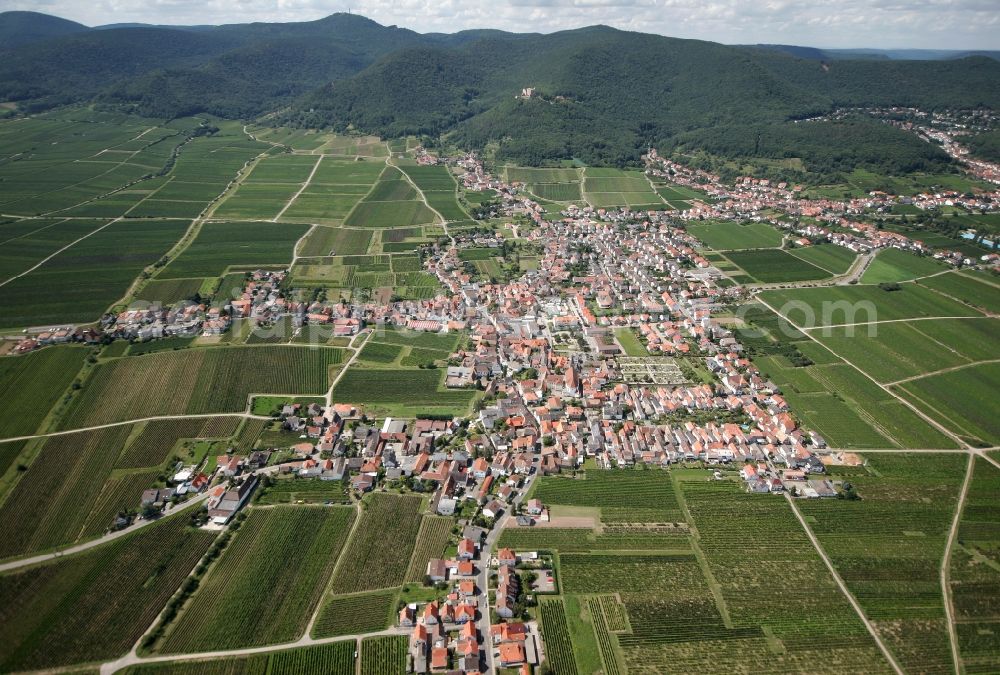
2 0 998 49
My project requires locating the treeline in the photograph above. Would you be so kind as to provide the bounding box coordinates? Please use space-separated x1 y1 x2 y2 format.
966 129 1000 164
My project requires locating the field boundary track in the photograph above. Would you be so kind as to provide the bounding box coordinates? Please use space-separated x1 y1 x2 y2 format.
941 452 975 675
785 493 905 675
756 295 972 450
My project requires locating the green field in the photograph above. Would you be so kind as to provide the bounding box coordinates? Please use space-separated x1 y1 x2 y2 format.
359 635 407 675
0 220 188 328
787 244 858 275
0 515 215 671
860 248 949 284
686 221 783 250
797 454 967 674
0 345 87 438
123 641 356 675
533 470 684 523
814 317 999 384
299 226 373 256
62 346 344 429
760 283 982 328
614 328 648 356
160 506 356 652
134 278 206 305
919 270 1000 314
895 362 1000 446
327 493 423 594
950 457 1000 674
312 589 397 638
330 368 476 416
160 221 308 278
405 515 455 582
724 248 831 283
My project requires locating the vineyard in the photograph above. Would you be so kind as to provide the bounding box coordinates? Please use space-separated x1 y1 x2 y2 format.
532 470 685 523
330 368 476 416
0 344 87 438
61 346 345 429
538 598 580 675
122 640 355 675
797 454 967 674
115 418 217 469
0 516 215 671
950 457 1000 674
405 516 455 582
498 526 690 553
587 597 623 675
0 424 135 559
256 477 349 505
312 589 397 637
159 506 356 653
681 481 894 673
360 635 407 675
329 493 424 594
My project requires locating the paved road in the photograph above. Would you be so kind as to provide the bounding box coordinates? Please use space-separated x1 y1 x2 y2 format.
785 493 905 675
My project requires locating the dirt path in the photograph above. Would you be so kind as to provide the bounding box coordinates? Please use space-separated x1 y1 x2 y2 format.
0 217 118 288
887 358 1000 386
0 411 270 445
325 331 368 407
0 491 212 574
756 296 971 451
785 493 905 675
273 155 323 223
941 452 975 675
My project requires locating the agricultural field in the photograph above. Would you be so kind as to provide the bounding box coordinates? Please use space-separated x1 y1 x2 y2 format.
61 346 344 429
328 493 423 594
759 283 983 329
0 344 87 438
398 165 469 221
723 248 832 283
0 219 188 328
298 226 373 256
755 350 957 449
894 362 1000 446
344 166 438 228
405 515 455 582
786 244 858 275
950 457 1000 674
532 469 684 523
0 515 215 672
122 641 356 675
686 221 783 250
133 278 206 305
312 589 397 638
159 506 356 653
255 477 349 505
330 368 476 417
538 598 581 675
681 481 894 673
860 248 949 284
797 454 967 674
159 221 308 278
498 525 690 553
919 270 1000 313
359 635 407 675
813 317 999 384
583 168 663 209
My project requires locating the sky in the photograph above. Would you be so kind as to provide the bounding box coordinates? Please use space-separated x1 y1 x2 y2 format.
3 0 999 50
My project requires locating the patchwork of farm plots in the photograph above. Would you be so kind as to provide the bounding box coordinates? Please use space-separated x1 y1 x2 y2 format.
506 166 585 204
516 469 901 674
740 305 958 449
758 277 997 446
583 168 664 209
344 166 438 229
797 454 967 674
686 220 783 250
290 252 441 299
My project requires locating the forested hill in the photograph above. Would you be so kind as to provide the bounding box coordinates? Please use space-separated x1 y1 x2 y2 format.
2 12 999 172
